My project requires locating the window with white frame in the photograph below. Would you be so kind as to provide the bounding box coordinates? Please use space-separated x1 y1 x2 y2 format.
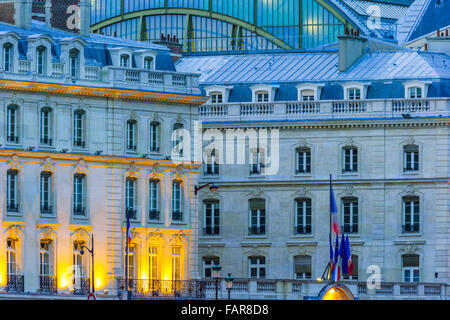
203 200 220 236
126 244 136 279
149 246 158 279
69 48 80 78
40 171 52 215
402 196 420 233
296 147 311 173
172 180 183 221
301 89 315 101
126 120 137 151
125 177 137 219
149 179 160 220
250 148 265 175
150 121 160 152
203 256 220 278
248 256 265 278
172 122 184 157
204 149 219 175
40 107 52 145
294 255 311 279
120 54 130 68
36 46 47 76
249 198 266 235
172 246 182 281
6 169 19 212
403 145 419 172
73 173 86 216
342 197 358 233
6 105 19 144
408 87 422 99
3 42 13 72
295 198 312 234
342 147 358 173
144 56 154 70
40 240 52 277
342 255 358 280
256 91 269 102
402 254 419 282
348 88 361 100
210 92 223 104
72 240 87 292
6 238 18 276
73 109 86 148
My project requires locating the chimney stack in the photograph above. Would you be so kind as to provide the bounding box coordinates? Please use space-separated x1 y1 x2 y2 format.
338 34 368 72
0 0 32 29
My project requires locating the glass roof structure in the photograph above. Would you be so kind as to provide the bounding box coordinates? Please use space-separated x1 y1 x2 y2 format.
90 0 412 52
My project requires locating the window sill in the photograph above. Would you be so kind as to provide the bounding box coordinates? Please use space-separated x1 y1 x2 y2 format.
171 221 186 225
147 220 164 225
248 174 266 178
245 235 268 240
291 234 314 239
72 215 89 221
200 235 222 240
6 211 22 217
402 171 420 175
397 232 422 238
293 172 312 177
340 172 359 176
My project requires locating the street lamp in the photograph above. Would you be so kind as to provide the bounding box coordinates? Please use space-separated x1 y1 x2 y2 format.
225 273 233 300
195 182 219 195
80 234 95 294
212 264 221 300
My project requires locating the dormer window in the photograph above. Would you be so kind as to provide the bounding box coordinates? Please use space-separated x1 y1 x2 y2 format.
301 89 315 101
69 48 80 78
408 87 422 99
210 92 223 104
3 43 13 72
144 57 154 70
120 54 130 68
36 46 47 76
348 88 361 100
256 91 269 102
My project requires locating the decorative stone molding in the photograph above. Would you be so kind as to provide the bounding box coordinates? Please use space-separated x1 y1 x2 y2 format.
41 157 56 172
297 138 308 148
71 228 90 242
150 163 161 179
247 187 265 198
175 164 184 180
74 158 89 175
402 184 418 195
39 226 57 240
405 136 415 145
127 162 140 178
397 243 424 255
291 186 311 199
345 137 355 147
344 185 355 196
6 224 24 239
287 245 316 256
10 154 23 170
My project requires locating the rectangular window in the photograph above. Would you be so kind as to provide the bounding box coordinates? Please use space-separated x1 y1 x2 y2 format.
150 122 160 152
172 181 182 221
40 172 52 214
408 87 422 99
250 149 264 175
294 256 312 279
296 148 311 173
172 123 184 157
120 55 129 67
126 245 136 279
6 170 18 212
40 109 52 145
7 106 19 143
149 246 158 279
256 92 269 102
144 57 153 70
249 256 265 279
127 120 137 151
3 44 13 72
403 197 420 233
203 257 220 278
126 178 136 219
172 246 182 281
342 198 358 233
149 180 160 220
73 174 85 216
40 241 50 276
404 146 419 172
348 88 361 100
204 150 219 175
295 199 312 234
37 48 46 76
204 201 220 235
343 148 358 173
210 93 223 104
6 239 17 275
249 199 265 235
402 255 419 282
73 111 85 148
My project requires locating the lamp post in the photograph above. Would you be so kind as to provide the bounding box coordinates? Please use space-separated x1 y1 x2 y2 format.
225 273 233 300
194 182 219 195
212 264 221 300
80 234 95 294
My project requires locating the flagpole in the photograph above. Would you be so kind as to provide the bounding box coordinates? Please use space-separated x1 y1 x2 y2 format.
125 213 130 300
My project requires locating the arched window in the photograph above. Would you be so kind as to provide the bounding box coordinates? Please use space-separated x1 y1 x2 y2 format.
150 121 160 152
296 147 311 173
40 171 52 215
36 45 47 76
126 120 137 151
3 42 13 72
402 196 419 233
72 240 88 293
69 48 80 78
342 197 358 233
203 256 220 278
40 107 53 145
6 105 19 144
248 256 265 278
249 198 265 235
172 180 183 221
73 109 86 148
342 146 358 173
295 198 312 234
203 199 220 236
144 56 154 70
120 54 130 67
403 145 419 172
294 255 311 279
149 246 159 280
172 246 182 281
73 173 86 216
6 169 19 212
149 179 160 220
402 254 419 282
125 177 137 219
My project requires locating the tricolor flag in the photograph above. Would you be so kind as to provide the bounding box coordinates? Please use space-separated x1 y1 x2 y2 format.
126 214 132 244
330 184 341 235
328 234 334 280
332 234 340 281
340 233 348 275
346 234 353 275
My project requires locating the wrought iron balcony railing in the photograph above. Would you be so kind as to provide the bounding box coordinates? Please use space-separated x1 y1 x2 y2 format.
7 203 19 212
6 274 24 293
73 206 85 216
149 210 160 221
40 276 57 294
116 279 206 299
203 226 220 236
40 205 53 215
172 211 183 221
72 277 90 295
249 226 266 236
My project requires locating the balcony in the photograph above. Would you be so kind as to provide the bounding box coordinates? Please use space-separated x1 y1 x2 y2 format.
249 226 265 236
72 277 90 295
197 98 449 122
39 276 57 294
40 205 53 215
6 275 24 293
203 226 220 236
73 206 85 216
172 211 183 221
149 210 160 221
117 279 206 299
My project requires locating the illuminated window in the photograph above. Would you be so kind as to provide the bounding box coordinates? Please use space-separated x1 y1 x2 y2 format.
73 173 86 216
342 147 358 173
203 257 220 278
36 46 47 76
294 255 311 279
149 246 158 280
40 171 52 215
6 169 19 213
126 245 136 279
40 107 53 145
3 42 13 72
342 197 358 233
172 246 182 280
248 256 265 279
203 200 220 236
6 238 18 275
150 121 160 152
40 240 51 276
6 105 19 144
295 198 312 234
172 181 183 221
249 198 265 235
72 241 87 293
402 254 419 282
126 120 137 151
402 196 419 233
149 179 160 220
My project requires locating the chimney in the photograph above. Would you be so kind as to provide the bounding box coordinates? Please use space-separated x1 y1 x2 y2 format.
0 0 32 29
78 0 91 36
153 34 183 63
338 34 368 72
49 0 90 36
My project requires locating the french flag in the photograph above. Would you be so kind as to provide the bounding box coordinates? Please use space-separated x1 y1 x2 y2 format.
330 184 341 235
127 214 132 244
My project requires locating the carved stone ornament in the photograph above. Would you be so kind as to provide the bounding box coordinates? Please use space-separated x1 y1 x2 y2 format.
288 246 314 256
75 158 89 174
406 136 415 145
40 227 56 240
42 157 55 172
345 137 354 147
150 163 161 178
298 138 308 148
10 155 23 170
344 185 355 196
400 244 421 255
175 164 184 179
402 184 417 195
7 225 23 239
248 187 264 198
128 162 141 178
